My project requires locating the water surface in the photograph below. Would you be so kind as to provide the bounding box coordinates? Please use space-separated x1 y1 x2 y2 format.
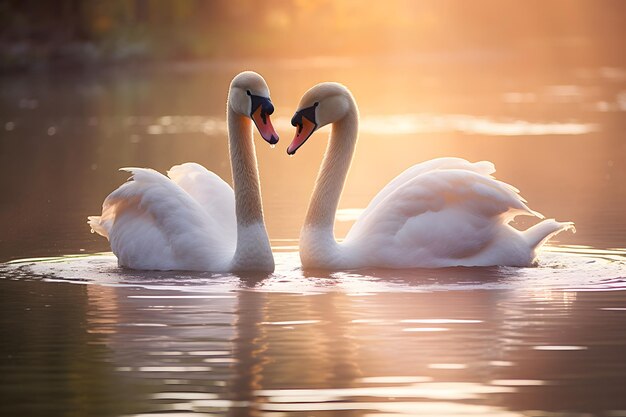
1 57 625 416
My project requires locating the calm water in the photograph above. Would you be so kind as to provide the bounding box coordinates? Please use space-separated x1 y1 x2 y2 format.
1 57 626 416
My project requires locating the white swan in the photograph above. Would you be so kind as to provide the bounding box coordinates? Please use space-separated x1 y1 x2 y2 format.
287 82 575 269
88 71 278 272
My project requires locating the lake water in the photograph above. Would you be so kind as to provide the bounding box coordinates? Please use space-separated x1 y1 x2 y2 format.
1 57 625 416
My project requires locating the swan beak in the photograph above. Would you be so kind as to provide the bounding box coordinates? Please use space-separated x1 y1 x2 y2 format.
251 101 279 145
287 117 316 155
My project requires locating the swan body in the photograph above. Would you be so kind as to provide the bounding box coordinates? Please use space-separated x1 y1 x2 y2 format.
288 83 574 270
89 71 278 272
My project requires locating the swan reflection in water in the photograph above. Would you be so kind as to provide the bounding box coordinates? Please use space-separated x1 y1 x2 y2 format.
72 256 619 417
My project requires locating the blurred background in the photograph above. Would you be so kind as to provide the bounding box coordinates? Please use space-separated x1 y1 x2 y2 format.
1 0 626 71
0 0 624 260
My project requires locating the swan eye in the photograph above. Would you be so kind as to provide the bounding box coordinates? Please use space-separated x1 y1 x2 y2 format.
246 90 251 96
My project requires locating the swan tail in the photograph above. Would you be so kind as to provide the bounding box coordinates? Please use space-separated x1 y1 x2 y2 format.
524 219 576 249
87 215 109 239
86 168 148 240
474 160 496 176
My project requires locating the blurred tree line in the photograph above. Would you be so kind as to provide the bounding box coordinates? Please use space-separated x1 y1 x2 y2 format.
0 0 624 72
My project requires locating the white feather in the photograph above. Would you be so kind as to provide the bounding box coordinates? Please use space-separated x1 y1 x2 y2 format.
343 165 569 268
89 166 233 271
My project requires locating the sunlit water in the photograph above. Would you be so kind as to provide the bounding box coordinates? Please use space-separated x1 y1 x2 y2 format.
1 56 626 416
2 247 626 416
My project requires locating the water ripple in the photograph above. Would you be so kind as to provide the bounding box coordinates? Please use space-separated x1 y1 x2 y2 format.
4 245 624 294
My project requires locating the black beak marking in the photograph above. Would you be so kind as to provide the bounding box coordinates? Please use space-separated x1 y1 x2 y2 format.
250 94 274 125
291 103 318 136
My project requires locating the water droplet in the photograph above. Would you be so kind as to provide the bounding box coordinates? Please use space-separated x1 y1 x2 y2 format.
5 121 15 131
270 144 275 149
47 126 56 136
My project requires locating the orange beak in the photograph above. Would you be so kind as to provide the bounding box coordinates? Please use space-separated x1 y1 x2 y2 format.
251 106 279 145
287 117 316 155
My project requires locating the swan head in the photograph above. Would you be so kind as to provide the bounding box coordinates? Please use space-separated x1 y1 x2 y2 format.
229 71 279 145
287 82 352 155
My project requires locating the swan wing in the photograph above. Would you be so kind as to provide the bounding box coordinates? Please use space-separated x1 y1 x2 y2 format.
88 168 234 271
167 162 236 245
344 168 540 267
360 157 495 220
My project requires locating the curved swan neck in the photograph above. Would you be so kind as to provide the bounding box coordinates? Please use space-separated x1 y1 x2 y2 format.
227 104 273 271
228 106 264 225
304 100 359 233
